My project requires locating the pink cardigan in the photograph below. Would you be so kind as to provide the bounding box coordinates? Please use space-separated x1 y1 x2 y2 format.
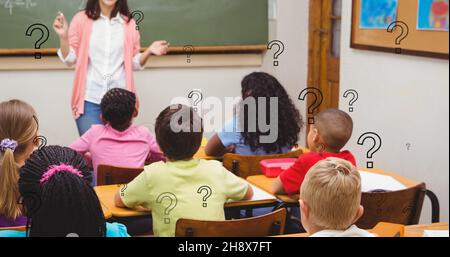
68 12 141 119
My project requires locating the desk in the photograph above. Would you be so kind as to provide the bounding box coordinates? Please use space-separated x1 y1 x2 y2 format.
194 146 222 161
274 222 449 237
95 184 277 218
247 168 422 204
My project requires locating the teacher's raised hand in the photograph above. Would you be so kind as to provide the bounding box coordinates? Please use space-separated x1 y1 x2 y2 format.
53 12 70 59
140 40 170 66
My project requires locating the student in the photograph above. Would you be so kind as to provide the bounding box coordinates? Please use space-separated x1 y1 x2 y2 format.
53 0 169 135
0 100 39 228
0 146 129 237
273 108 356 195
114 105 254 237
70 88 165 182
299 158 374 237
205 72 303 156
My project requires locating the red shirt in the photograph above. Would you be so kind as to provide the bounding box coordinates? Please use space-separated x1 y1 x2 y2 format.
279 151 356 195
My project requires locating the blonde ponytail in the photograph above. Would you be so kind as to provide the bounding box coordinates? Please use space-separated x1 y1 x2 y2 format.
0 99 38 220
0 149 21 219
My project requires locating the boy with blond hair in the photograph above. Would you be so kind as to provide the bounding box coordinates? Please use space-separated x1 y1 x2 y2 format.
299 157 374 237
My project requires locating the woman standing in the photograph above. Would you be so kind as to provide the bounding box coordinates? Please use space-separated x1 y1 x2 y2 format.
53 0 169 135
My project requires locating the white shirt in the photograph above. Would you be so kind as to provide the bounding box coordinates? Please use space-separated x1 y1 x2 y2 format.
58 13 144 104
309 225 376 237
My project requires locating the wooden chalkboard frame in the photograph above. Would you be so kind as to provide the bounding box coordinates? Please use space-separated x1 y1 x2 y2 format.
0 45 267 57
351 0 449 59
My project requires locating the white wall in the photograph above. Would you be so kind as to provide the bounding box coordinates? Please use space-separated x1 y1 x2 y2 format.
340 0 449 223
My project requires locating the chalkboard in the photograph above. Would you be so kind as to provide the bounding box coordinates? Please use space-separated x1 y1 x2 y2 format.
0 0 268 55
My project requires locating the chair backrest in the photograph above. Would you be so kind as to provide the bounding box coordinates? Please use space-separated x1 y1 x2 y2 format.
356 183 426 229
175 208 287 237
223 149 303 178
0 226 26 231
96 164 144 186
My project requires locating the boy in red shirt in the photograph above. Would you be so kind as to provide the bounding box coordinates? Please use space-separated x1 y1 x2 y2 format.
273 109 356 195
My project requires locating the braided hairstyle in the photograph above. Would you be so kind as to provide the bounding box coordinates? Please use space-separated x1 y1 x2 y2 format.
19 146 106 237
100 88 137 131
238 72 303 153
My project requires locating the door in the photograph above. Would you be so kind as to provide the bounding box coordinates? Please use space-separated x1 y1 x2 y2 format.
307 0 342 119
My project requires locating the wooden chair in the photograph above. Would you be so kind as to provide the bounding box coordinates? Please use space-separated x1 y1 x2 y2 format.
175 208 287 237
96 164 144 186
357 183 440 229
0 226 26 231
223 149 303 179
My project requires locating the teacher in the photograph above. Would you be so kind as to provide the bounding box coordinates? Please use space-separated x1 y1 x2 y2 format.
53 0 169 136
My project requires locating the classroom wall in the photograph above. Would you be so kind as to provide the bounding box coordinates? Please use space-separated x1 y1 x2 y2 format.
0 0 309 145
340 0 449 223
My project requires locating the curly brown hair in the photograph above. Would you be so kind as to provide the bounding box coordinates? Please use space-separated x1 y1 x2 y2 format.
238 72 303 153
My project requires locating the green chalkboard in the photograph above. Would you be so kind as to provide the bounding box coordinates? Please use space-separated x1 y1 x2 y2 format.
0 0 268 54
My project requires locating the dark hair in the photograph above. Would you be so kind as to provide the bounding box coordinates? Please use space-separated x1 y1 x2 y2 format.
100 88 136 131
238 72 303 153
85 0 131 21
19 146 106 237
155 105 203 161
315 109 353 152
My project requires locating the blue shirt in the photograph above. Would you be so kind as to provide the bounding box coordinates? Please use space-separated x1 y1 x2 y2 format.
0 222 129 237
218 118 291 155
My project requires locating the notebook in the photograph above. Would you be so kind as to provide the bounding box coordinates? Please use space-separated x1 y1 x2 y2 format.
359 171 407 192
228 184 276 203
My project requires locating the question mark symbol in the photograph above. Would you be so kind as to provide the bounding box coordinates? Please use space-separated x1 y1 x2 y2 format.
406 143 411 151
33 135 47 150
131 10 144 31
267 40 285 66
188 90 203 112
119 184 127 197
183 45 195 64
298 88 323 124
343 89 359 112
25 23 50 59
357 132 382 169
156 192 177 224
197 186 212 208
387 21 409 54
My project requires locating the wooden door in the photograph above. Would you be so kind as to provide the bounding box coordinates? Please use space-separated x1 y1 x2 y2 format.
307 0 342 114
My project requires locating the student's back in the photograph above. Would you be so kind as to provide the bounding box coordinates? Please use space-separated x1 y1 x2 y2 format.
205 72 303 156
115 105 253 236
70 88 164 178
123 159 248 236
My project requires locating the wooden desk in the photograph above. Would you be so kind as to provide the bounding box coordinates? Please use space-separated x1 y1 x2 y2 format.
274 222 449 237
247 168 422 204
403 222 449 237
95 184 277 218
194 146 222 161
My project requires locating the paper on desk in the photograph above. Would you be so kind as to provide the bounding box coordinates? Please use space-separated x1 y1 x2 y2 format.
228 184 276 203
359 171 406 192
423 230 449 237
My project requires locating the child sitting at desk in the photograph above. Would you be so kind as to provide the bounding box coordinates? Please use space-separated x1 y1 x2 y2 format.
70 88 164 183
0 146 128 237
273 109 356 195
114 104 253 237
205 72 303 156
299 157 374 237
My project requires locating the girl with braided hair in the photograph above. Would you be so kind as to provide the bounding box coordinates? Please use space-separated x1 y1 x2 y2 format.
0 145 129 237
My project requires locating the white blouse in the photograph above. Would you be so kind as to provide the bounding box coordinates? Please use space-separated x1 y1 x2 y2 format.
58 13 144 104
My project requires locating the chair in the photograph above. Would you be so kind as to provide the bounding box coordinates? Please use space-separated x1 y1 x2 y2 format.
175 208 287 237
0 226 26 231
223 149 303 179
357 183 440 229
96 164 144 186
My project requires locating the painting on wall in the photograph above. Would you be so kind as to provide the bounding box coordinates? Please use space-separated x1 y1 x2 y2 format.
417 0 449 31
360 0 399 29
